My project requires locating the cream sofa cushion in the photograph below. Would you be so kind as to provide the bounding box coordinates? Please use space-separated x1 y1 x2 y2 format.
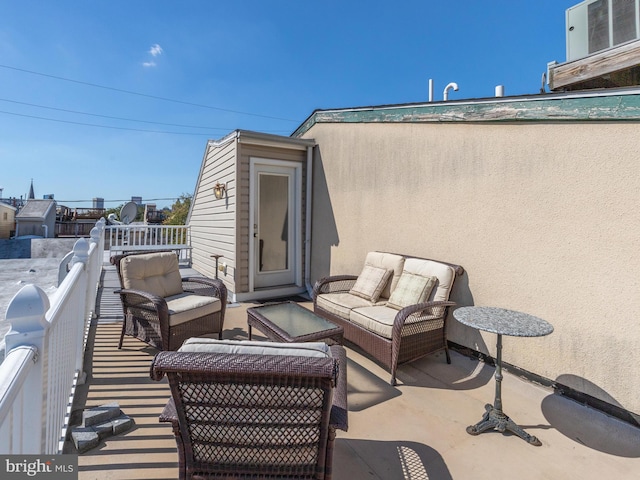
349 306 443 339
121 252 183 298
349 265 392 302
403 258 456 302
387 272 437 310
364 252 405 299
166 293 221 326
316 292 383 320
179 338 331 358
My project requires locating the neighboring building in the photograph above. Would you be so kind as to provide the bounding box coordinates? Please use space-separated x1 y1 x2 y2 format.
55 204 105 237
144 203 165 224
548 0 640 91
0 197 25 210
0 203 17 239
15 199 56 238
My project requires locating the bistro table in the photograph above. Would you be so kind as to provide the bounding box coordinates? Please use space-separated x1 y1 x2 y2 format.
453 306 553 446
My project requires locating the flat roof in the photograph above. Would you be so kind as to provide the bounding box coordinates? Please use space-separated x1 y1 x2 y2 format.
0 258 61 355
292 87 640 137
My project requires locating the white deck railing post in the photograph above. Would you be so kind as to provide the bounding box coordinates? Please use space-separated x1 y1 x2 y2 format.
3 285 51 453
0 218 106 454
4 284 50 358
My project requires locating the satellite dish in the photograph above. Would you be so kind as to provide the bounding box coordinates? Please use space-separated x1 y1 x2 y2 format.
120 202 138 224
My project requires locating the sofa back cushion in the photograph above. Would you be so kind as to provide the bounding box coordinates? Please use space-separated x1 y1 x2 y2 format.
402 257 456 302
364 252 405 299
120 252 184 298
349 265 393 303
386 272 437 310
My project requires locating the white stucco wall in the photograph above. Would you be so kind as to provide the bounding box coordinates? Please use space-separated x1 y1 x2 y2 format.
303 120 640 417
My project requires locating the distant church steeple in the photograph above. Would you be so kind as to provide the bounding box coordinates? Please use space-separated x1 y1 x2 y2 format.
28 179 35 199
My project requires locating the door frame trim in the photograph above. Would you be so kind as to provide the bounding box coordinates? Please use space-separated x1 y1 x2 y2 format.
248 157 303 293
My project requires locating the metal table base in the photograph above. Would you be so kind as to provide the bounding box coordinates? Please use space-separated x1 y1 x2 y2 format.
465 331 543 446
467 403 541 446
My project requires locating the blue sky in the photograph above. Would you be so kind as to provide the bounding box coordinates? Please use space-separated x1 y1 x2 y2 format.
1 0 579 209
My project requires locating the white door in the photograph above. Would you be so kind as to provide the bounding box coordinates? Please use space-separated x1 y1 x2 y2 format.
250 159 301 289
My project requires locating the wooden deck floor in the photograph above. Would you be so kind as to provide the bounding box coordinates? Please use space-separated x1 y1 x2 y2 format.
70 265 180 479
68 264 640 480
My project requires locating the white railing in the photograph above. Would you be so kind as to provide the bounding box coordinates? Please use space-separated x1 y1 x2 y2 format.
105 224 191 264
0 219 105 454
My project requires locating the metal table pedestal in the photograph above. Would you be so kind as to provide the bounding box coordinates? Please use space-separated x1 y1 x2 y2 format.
466 333 541 446
453 307 553 446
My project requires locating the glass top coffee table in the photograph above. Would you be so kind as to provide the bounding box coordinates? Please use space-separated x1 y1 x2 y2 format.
247 301 344 344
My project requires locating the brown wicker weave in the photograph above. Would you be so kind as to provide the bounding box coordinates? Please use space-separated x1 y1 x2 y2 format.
112 252 227 351
247 301 344 345
313 255 463 385
151 344 348 480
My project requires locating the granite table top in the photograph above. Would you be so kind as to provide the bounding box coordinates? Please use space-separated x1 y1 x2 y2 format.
453 306 553 337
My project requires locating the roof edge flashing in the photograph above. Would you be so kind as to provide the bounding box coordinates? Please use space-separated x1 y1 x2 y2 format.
292 89 640 137
208 129 315 150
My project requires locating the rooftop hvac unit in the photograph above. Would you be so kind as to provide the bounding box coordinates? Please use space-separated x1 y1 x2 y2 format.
566 0 640 62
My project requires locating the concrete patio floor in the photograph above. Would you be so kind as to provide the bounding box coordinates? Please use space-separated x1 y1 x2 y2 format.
68 263 640 479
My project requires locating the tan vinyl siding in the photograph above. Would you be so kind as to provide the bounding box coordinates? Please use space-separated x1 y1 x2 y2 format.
190 139 238 292
189 131 313 299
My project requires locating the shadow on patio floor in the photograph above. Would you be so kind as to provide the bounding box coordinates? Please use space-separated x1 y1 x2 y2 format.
335 439 452 480
542 393 640 457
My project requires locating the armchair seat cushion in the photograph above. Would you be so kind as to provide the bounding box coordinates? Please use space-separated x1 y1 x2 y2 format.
166 293 221 327
350 306 441 339
178 338 332 358
315 292 382 319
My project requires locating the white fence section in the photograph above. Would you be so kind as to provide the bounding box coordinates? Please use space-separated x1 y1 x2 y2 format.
0 219 105 454
105 224 191 264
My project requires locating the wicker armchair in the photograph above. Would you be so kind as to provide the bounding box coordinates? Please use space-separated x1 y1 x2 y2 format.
150 340 348 480
112 251 227 351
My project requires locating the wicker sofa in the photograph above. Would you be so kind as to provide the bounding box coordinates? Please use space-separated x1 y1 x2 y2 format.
151 338 348 480
313 251 463 385
112 251 227 351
